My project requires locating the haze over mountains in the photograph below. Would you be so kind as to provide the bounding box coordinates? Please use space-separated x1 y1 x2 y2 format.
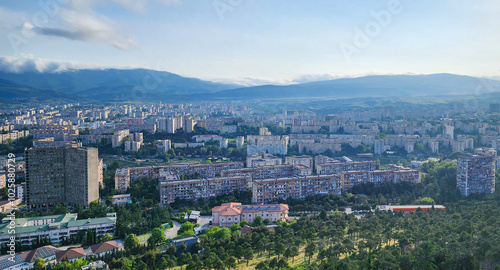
1 69 500 103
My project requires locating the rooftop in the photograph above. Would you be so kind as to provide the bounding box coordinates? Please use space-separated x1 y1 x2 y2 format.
0 213 116 236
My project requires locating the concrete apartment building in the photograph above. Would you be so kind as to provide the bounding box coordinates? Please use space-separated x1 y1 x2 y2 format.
116 162 245 191
246 153 282 168
246 128 289 155
159 175 251 205
252 175 343 204
316 160 377 175
156 139 172 153
285 155 314 170
25 145 100 208
212 202 288 227
457 148 496 196
114 168 131 192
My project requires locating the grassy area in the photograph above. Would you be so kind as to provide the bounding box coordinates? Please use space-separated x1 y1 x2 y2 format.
137 233 151 243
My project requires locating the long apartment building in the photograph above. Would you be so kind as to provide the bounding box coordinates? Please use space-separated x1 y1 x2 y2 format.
252 175 343 204
252 168 420 203
30 125 79 140
316 160 377 175
0 213 116 247
159 175 251 205
115 162 244 192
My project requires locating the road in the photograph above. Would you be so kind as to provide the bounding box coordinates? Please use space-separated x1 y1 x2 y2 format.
195 216 212 234
165 220 181 239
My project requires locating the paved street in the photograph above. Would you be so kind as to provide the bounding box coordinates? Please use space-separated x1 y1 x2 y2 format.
195 216 212 234
164 220 181 239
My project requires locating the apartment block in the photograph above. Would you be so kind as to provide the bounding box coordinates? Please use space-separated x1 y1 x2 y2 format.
25 145 100 208
252 175 342 204
115 162 244 191
246 134 288 155
285 155 314 170
115 168 131 192
457 152 496 196
222 165 296 180
159 176 250 205
246 153 282 168
316 160 376 175
236 136 245 148
156 139 172 153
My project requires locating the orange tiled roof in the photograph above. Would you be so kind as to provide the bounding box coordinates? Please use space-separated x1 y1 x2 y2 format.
55 248 86 261
90 241 120 254
212 202 242 216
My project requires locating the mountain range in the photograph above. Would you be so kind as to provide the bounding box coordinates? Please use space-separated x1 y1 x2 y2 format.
1 69 499 104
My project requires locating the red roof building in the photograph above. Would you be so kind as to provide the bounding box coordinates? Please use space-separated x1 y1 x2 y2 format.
212 202 288 227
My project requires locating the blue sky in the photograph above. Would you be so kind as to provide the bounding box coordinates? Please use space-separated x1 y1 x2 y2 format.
0 0 499 85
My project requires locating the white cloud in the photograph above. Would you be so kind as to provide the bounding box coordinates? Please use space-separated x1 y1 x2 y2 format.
202 72 428 86
112 0 181 13
0 55 122 73
31 8 137 50
291 73 341 84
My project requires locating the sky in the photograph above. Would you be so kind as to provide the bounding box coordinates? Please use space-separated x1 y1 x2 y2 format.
0 0 499 86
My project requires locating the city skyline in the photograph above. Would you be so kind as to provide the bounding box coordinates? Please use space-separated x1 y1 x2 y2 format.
1 0 499 86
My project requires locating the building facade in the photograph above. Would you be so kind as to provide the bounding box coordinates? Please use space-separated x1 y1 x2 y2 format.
212 202 288 227
25 145 100 208
457 152 496 196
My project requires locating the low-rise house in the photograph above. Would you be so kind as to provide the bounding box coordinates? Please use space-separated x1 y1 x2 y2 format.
90 240 123 256
0 245 61 270
55 247 86 262
111 194 132 206
171 236 199 251
0 199 21 214
189 211 200 222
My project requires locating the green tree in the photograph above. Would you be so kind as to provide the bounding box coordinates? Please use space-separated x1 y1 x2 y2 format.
244 248 254 266
101 233 113 242
227 256 238 270
290 246 299 263
253 216 263 226
230 224 242 232
33 258 45 270
136 260 148 270
124 234 139 251
305 242 317 263
158 257 168 270
148 227 166 247
178 222 195 237
167 259 176 269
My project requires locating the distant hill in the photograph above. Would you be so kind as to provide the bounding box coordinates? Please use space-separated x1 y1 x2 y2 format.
206 74 500 100
0 79 74 104
1 71 499 103
0 69 237 101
